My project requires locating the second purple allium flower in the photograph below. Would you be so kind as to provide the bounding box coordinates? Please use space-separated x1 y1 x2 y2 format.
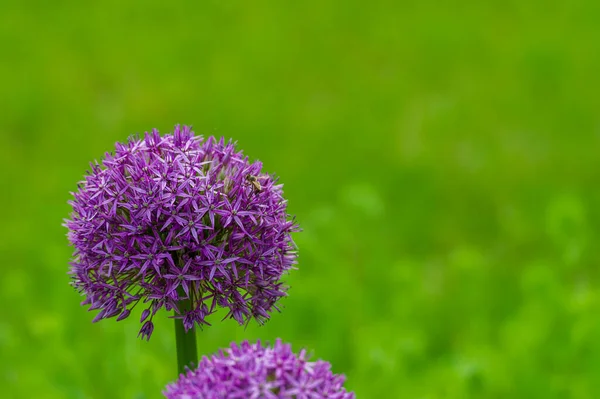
164 339 355 399
66 125 298 339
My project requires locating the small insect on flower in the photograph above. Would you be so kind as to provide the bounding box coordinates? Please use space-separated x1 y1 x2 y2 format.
246 174 262 193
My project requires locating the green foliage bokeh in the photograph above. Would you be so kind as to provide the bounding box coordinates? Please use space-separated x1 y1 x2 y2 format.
2 1 600 398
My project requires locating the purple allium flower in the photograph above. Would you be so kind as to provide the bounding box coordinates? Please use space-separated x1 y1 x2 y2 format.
65 125 298 340
164 339 355 399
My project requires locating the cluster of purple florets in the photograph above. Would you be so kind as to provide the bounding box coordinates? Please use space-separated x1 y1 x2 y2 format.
164 339 355 399
66 125 298 339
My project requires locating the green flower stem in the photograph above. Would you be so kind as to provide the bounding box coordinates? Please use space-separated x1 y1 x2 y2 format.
174 289 198 376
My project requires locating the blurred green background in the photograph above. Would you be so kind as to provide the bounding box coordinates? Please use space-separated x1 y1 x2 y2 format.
2 1 600 398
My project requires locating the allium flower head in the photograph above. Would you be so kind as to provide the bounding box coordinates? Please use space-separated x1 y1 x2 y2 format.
65 125 298 339
164 339 355 399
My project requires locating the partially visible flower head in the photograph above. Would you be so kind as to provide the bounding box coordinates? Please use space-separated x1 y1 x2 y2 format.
164 339 355 399
65 125 298 339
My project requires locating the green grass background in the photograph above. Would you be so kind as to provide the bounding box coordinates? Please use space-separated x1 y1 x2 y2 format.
2 1 600 398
